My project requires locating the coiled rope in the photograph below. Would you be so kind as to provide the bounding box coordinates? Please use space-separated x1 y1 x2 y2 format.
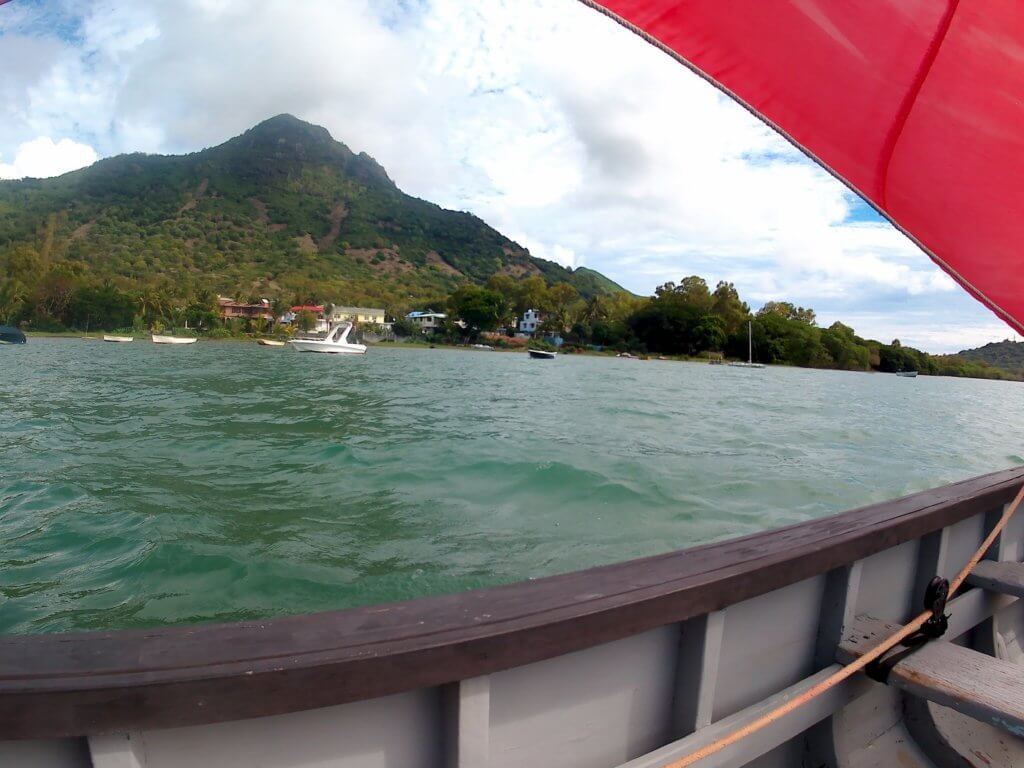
665 482 1024 768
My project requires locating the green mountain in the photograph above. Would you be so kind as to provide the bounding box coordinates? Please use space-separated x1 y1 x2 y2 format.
957 339 1024 372
0 114 624 310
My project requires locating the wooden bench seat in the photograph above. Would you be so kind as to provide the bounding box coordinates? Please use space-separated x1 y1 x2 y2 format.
966 560 1024 598
837 615 1024 736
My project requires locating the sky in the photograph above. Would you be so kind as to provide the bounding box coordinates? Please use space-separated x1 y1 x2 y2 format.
0 0 1019 353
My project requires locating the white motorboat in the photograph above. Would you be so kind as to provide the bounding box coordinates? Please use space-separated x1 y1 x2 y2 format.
103 335 134 343
896 370 919 377
528 348 556 359
151 335 197 345
287 322 366 354
257 339 286 347
728 320 766 368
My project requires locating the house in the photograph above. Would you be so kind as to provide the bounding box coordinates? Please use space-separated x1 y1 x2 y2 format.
217 297 273 322
405 310 447 333
283 305 329 333
518 308 543 335
331 306 390 329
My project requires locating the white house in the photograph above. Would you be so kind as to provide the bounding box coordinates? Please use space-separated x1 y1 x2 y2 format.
405 311 447 333
331 306 390 330
518 308 543 335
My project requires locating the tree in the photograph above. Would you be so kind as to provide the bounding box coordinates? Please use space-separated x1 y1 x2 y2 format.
392 317 418 337
271 297 289 326
628 292 704 354
515 275 548 315
296 310 317 332
546 283 580 332
710 281 749 335
758 301 816 325
693 314 727 351
0 279 27 324
448 285 504 335
34 266 81 324
137 288 169 327
675 276 714 313
2 245 43 285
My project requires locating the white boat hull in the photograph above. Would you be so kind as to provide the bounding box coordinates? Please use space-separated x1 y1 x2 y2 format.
103 335 133 343
151 335 197 345
257 339 286 347
287 323 366 354
728 361 765 368
289 340 366 354
528 349 556 359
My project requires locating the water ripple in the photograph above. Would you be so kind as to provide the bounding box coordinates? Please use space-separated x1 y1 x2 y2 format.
1 339 1022 633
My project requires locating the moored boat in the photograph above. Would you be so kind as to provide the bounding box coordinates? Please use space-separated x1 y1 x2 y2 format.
103 335 134 343
151 335 198 345
2 468 1023 767
528 348 556 359
897 370 919 378
287 322 366 354
0 325 26 344
257 339 286 347
728 321 765 369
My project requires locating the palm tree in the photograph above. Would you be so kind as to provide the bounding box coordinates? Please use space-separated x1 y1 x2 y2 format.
271 297 289 327
0 279 27 325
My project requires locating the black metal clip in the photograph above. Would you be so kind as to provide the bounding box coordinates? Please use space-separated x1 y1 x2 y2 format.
866 576 950 683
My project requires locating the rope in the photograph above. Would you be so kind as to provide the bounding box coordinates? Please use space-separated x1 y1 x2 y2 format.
665 482 1024 768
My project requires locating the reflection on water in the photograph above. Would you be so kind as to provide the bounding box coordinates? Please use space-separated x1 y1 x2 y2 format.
1 339 1022 633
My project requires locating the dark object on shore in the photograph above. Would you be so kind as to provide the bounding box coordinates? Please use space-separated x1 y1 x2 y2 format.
0 326 26 344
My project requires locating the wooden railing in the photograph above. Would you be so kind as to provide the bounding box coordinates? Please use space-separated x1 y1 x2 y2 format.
1 466 1022 739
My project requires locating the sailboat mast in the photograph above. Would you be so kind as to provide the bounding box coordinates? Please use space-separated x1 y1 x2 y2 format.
748 320 752 364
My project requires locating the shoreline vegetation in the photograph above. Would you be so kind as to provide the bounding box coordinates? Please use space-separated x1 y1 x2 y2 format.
12 273 1021 382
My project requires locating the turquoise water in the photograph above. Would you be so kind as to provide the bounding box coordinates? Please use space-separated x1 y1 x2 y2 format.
1 339 1022 634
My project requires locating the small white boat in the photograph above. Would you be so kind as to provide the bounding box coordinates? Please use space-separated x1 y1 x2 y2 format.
103 335 134 343
287 323 366 354
151 335 197 345
528 348 556 359
728 320 766 368
896 370 919 377
471 344 493 350
257 339 286 347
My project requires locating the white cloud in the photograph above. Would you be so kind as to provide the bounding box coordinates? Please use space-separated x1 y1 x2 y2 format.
0 136 98 179
0 0 1017 350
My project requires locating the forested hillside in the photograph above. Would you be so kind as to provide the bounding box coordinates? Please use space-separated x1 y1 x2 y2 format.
957 340 1024 373
0 114 623 329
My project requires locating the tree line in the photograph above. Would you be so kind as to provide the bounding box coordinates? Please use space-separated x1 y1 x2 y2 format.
428 275 1020 381
1 254 1017 381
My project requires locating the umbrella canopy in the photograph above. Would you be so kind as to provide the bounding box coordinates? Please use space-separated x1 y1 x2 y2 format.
586 0 1024 333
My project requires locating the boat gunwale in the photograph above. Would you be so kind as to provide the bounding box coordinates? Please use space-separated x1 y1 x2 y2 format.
1 466 1022 738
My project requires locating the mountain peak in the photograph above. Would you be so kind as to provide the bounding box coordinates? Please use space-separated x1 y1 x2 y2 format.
249 113 332 141
224 114 394 187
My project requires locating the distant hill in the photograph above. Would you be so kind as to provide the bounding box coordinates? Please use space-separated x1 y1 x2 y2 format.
0 114 624 308
957 339 1024 372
